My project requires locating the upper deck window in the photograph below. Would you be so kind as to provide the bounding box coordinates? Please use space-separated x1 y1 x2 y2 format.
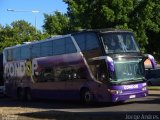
101 32 140 54
53 37 76 55
21 45 30 60
41 41 53 57
53 38 65 55
65 37 77 53
7 49 13 61
31 43 41 58
73 32 99 51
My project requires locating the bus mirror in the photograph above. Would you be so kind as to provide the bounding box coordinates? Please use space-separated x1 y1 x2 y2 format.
105 56 114 72
148 54 156 69
144 54 156 69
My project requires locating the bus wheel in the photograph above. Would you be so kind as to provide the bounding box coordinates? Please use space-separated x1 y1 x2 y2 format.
81 89 93 104
25 88 32 101
17 88 24 101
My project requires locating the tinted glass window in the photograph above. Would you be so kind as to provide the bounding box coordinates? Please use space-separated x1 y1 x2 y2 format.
31 43 40 58
66 37 77 53
73 34 85 51
37 68 55 82
3 50 7 63
111 59 144 82
102 33 139 53
54 66 87 82
53 38 65 55
41 41 53 57
86 33 99 50
73 32 99 51
21 45 30 60
13 48 21 61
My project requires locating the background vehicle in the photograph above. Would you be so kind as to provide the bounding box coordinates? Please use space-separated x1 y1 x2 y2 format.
3 29 156 103
146 68 160 86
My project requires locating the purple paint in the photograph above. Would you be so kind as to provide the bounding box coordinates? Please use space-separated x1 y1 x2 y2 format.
105 56 114 72
111 82 146 90
36 53 85 67
109 82 148 102
111 91 147 102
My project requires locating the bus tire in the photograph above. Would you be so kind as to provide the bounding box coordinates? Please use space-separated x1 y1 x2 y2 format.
17 88 24 101
80 89 94 104
25 88 32 101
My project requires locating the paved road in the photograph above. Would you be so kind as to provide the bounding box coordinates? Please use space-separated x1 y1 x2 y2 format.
0 90 159 120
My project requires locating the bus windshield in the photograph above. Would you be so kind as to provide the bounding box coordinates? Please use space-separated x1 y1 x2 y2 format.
110 59 145 83
101 32 140 54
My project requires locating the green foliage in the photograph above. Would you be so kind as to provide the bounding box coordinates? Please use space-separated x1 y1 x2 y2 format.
0 20 49 52
129 0 160 52
43 11 73 35
64 0 134 29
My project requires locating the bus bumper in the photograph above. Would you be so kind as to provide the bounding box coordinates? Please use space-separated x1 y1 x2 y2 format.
111 90 148 102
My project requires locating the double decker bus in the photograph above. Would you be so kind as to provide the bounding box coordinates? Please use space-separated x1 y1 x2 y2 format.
3 29 156 103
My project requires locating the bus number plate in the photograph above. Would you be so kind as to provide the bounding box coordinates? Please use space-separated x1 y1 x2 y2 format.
129 95 136 99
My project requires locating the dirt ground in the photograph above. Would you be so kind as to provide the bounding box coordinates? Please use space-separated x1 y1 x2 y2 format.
148 90 160 94
0 107 44 120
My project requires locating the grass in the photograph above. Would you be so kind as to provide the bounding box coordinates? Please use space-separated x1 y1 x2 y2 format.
148 86 160 90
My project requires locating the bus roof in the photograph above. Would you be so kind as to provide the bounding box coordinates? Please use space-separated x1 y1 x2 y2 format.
72 28 132 33
3 34 71 50
3 28 133 50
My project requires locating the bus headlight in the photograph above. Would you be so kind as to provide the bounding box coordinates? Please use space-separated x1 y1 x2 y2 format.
108 89 123 94
142 87 147 91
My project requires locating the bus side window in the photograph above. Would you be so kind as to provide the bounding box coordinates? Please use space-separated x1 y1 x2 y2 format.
73 34 85 51
59 69 69 81
7 49 13 61
53 39 65 55
41 41 53 57
59 67 75 81
54 67 66 82
73 32 99 52
90 61 109 82
97 64 109 81
55 66 88 82
68 67 87 80
86 33 99 50
77 67 87 79
21 45 30 60
13 47 21 61
65 37 77 53
71 69 79 80
38 68 54 82
31 43 41 58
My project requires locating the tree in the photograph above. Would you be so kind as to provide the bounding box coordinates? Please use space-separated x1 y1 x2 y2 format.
0 20 49 52
129 0 160 52
43 11 73 35
64 0 134 28
0 26 13 52
11 20 48 43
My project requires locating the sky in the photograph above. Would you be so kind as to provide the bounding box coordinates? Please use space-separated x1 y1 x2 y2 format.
0 0 68 31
